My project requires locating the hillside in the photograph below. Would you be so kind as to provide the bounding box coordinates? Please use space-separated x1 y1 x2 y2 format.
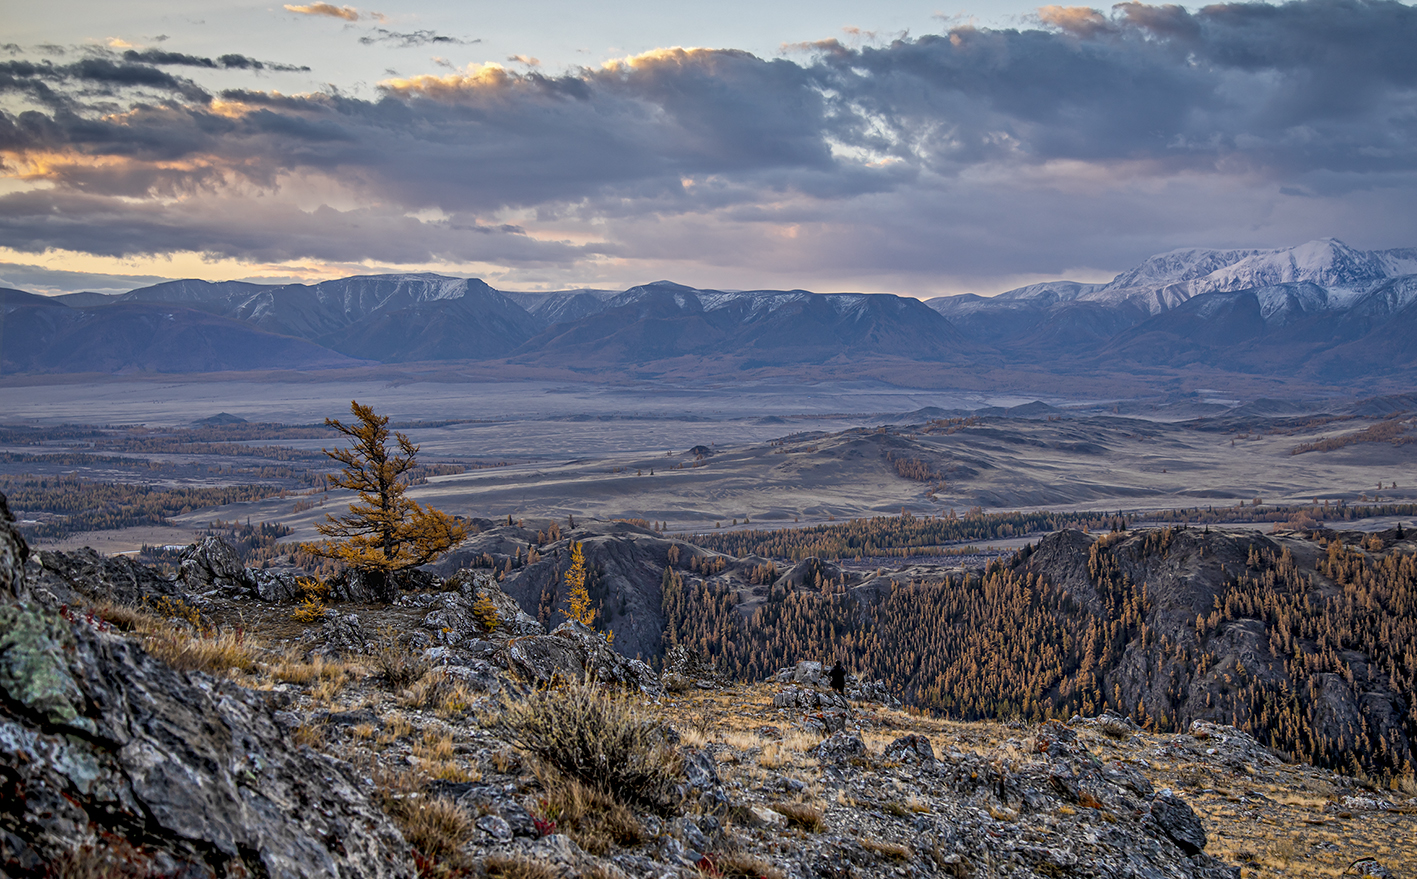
3 501 1410 879
663 524 1417 780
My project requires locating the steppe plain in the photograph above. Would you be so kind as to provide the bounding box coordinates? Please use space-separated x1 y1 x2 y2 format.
1 373 1414 551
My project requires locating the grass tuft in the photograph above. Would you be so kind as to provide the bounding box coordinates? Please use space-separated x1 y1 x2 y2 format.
771 801 824 832
502 678 683 813
536 767 645 855
484 854 559 879
375 767 475 860
700 853 786 879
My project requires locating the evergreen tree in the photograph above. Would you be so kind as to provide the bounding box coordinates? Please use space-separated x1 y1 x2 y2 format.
303 401 466 576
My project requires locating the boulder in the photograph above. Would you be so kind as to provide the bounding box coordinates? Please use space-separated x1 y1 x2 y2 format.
1149 790 1208 856
251 568 304 603
1345 859 1394 879
500 620 663 696
661 643 720 691
0 493 28 600
445 569 544 636
0 603 414 878
327 567 401 603
300 611 375 657
811 731 867 764
27 547 185 608
179 535 256 597
883 734 936 765
793 660 824 686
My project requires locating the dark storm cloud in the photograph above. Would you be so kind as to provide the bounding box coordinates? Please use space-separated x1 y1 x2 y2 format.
121 49 310 72
0 56 210 103
0 187 587 265
809 0 1417 175
1 0 1415 276
358 29 477 47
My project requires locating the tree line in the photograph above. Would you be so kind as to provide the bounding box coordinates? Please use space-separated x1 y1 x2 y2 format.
0 476 297 539
663 526 1417 781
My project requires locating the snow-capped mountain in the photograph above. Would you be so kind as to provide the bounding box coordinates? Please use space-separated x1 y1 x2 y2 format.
8 238 1417 382
993 239 1417 315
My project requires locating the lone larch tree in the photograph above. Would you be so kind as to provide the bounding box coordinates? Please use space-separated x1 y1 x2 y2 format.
304 401 466 580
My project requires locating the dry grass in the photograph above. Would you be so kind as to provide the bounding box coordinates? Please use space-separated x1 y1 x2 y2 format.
399 669 475 717
373 632 430 689
536 767 645 855
409 727 479 782
771 801 824 832
502 679 683 812
146 628 260 675
700 853 786 879
292 722 325 748
374 768 475 861
89 598 259 676
860 838 912 861
377 713 414 746
484 854 560 879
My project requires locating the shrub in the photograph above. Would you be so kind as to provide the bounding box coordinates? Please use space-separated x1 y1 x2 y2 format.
535 768 645 855
472 592 500 631
771 801 824 832
502 679 683 813
373 634 430 688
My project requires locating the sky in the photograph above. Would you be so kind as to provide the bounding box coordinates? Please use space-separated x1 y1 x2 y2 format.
2 0 1416 297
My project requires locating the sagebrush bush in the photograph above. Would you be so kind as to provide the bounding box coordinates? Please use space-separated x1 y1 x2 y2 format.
502 679 683 813
535 767 645 855
373 636 430 689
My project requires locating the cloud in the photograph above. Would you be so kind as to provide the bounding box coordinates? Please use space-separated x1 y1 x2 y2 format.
0 261 175 296
2 0 1416 293
359 29 476 47
119 48 310 72
284 4 362 21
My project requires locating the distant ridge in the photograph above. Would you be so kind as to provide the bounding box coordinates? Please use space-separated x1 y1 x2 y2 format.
4 238 1417 383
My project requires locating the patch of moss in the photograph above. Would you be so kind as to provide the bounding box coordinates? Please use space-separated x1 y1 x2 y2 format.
0 605 88 729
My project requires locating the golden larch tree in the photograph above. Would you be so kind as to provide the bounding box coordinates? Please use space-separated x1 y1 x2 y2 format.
564 541 613 643
304 401 466 575
565 541 594 626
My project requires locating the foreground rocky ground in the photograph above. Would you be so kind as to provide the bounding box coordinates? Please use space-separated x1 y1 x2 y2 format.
1 504 1411 878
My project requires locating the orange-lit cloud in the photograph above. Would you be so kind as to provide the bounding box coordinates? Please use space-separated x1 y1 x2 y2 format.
2 1 1416 296
284 3 362 22
1037 5 1116 37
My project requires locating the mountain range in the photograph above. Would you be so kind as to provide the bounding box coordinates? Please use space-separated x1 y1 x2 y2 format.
3 238 1416 382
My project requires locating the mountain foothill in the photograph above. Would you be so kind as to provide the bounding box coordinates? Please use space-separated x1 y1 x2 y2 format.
5 238 1417 383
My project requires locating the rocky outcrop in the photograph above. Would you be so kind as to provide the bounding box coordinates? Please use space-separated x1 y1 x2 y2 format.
444 569 545 636
27 546 186 608
499 620 663 696
301 610 376 658
660 644 720 692
179 535 257 597
0 494 27 600
0 510 414 879
433 519 731 662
